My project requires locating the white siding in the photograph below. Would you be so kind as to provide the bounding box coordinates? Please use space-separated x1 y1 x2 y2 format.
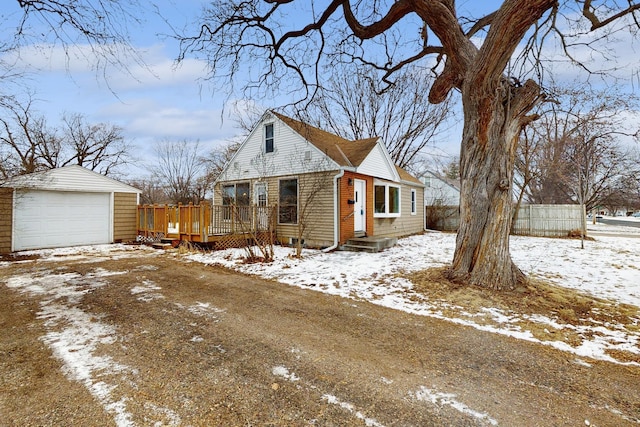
219 115 339 182
357 141 400 181
1 165 140 194
422 172 460 206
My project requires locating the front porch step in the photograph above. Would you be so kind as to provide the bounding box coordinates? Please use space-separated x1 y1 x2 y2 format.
340 236 397 253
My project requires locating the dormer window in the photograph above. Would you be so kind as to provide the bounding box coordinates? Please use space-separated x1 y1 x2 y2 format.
265 123 274 153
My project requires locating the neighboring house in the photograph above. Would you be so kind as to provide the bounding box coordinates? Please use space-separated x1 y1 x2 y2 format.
215 111 425 249
0 165 141 253
421 170 460 206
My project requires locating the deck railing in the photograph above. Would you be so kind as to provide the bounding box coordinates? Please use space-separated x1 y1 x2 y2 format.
137 203 276 242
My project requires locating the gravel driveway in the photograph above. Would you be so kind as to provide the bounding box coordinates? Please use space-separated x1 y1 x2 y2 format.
1 247 639 426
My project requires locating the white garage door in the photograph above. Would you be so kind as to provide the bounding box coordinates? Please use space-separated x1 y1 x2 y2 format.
13 190 111 251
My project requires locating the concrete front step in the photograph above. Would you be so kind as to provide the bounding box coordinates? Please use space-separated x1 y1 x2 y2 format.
340 236 397 253
340 244 381 253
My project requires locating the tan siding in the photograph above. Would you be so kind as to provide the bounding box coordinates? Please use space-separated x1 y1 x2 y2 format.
373 183 424 238
0 188 13 253
299 172 335 247
215 172 337 248
270 172 336 248
113 192 138 242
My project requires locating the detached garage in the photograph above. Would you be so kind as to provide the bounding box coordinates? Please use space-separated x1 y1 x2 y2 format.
0 165 141 253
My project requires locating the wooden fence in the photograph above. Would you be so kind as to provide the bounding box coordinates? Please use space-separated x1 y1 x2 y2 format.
137 203 276 245
512 204 585 237
426 204 585 237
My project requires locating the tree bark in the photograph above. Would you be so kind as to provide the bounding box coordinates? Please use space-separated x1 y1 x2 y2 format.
448 79 543 290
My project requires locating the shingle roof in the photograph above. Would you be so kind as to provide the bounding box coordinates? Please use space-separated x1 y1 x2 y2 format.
272 111 422 186
395 165 423 185
273 112 378 167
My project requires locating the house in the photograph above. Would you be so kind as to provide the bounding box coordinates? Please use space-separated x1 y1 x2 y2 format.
421 170 460 206
0 165 141 253
215 111 425 249
420 170 460 232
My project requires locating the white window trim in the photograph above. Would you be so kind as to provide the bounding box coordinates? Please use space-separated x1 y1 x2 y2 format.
373 180 401 218
411 189 417 215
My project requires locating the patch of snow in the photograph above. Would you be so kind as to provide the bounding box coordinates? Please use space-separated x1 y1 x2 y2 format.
182 301 225 321
573 358 592 367
412 386 498 426
272 366 300 382
131 280 164 302
6 271 136 427
321 394 385 427
14 243 156 262
144 402 182 427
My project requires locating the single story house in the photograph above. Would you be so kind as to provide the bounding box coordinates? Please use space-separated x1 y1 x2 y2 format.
0 165 141 253
215 111 425 249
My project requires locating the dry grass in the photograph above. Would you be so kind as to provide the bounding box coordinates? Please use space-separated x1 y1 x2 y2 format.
404 267 640 363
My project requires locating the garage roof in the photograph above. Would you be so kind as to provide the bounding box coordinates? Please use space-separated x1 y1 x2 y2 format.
0 165 141 193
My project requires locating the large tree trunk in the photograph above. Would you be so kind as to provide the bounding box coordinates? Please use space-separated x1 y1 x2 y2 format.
448 79 542 290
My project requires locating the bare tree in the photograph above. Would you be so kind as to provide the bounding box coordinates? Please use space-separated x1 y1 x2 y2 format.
515 85 639 213
0 95 53 177
204 140 241 183
0 97 132 178
297 65 452 171
150 139 209 205
176 1 640 290
127 177 167 205
288 157 334 258
57 113 131 176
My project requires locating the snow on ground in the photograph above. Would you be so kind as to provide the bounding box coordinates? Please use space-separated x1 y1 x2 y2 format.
186 222 640 366
412 386 498 426
1 224 639 426
2 245 181 427
5 269 138 426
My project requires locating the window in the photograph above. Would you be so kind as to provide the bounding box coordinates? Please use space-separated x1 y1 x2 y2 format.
374 182 401 218
222 184 235 206
411 189 417 215
265 123 274 153
279 178 298 224
374 185 386 213
222 182 250 206
389 186 400 214
222 182 250 221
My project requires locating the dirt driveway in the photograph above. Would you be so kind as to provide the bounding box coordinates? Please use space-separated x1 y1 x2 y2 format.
1 247 639 426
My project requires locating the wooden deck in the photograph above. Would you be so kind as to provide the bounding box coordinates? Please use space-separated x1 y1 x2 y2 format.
137 203 276 248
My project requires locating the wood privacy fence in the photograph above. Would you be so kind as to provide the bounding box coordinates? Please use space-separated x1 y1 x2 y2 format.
512 204 585 237
137 203 276 245
426 204 585 237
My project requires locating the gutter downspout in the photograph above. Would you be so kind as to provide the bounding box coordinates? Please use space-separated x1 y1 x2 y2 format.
323 168 345 252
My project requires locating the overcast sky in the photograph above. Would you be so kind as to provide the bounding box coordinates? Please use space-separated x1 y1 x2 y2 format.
2 1 639 178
